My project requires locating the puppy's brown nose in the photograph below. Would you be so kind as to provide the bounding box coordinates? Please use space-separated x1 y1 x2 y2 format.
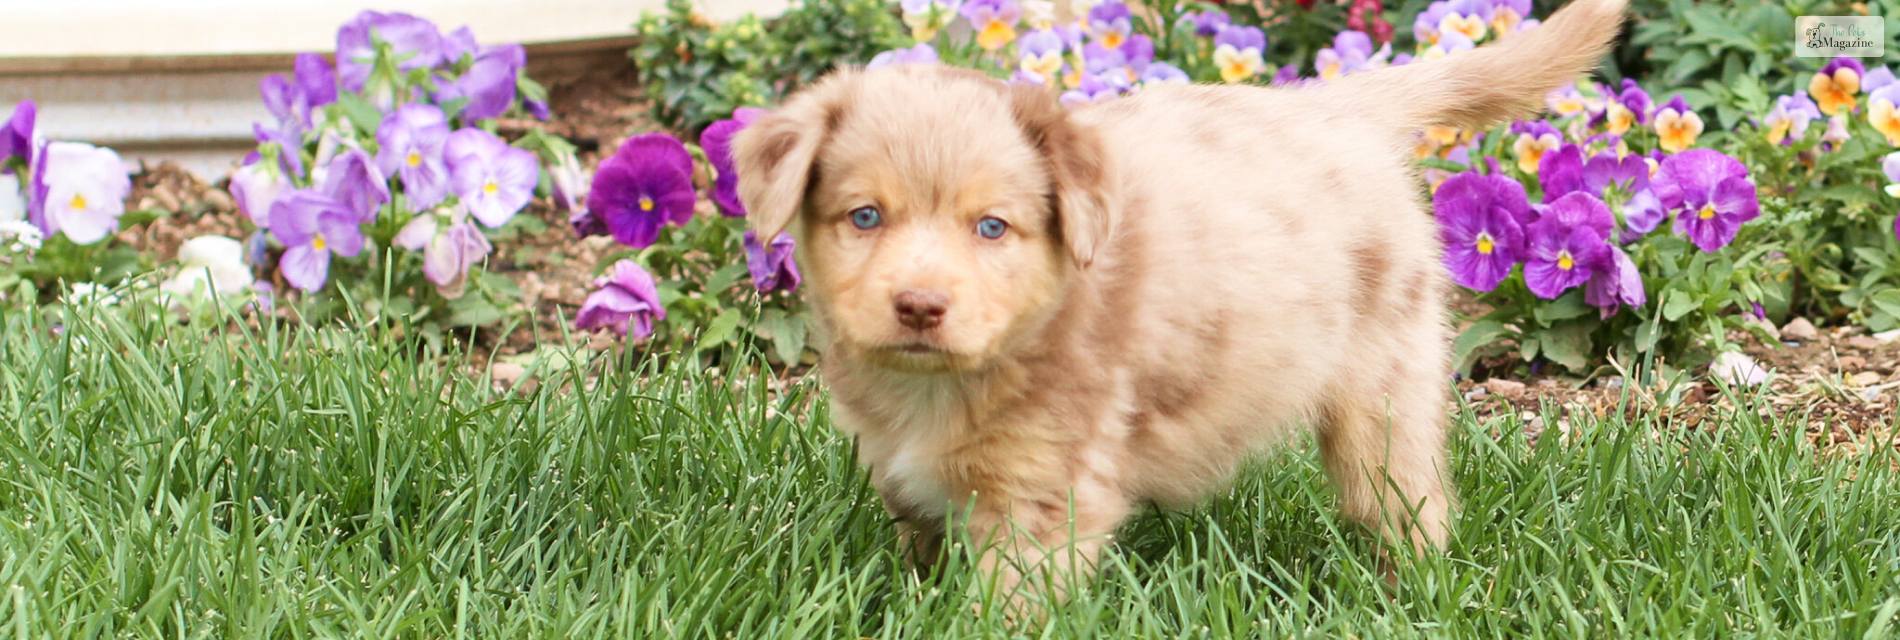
893 289 948 330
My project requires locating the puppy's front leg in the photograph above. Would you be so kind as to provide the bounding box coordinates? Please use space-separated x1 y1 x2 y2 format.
953 456 1129 615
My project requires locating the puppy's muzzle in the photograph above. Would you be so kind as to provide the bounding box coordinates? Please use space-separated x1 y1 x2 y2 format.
892 289 948 331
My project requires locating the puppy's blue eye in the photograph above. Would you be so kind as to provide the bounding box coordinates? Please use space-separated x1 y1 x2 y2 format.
976 217 1009 239
849 206 882 230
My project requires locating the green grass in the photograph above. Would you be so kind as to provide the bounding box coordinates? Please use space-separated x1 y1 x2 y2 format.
3 304 1899 638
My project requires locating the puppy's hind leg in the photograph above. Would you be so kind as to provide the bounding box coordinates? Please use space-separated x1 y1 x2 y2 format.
1316 371 1454 555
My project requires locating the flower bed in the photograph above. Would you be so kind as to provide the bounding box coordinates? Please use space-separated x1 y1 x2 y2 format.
1 0 1898 413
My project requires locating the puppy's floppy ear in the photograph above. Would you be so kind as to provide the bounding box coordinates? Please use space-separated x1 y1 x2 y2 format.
1008 86 1119 269
733 71 857 242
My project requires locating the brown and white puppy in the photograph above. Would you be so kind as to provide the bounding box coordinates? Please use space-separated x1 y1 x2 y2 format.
734 0 1626 602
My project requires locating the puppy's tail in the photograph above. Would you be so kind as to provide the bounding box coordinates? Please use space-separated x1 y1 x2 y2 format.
1325 0 1627 131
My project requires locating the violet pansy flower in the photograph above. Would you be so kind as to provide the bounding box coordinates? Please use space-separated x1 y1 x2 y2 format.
1087 1 1132 49
575 259 666 340
442 44 525 121
1583 245 1644 318
901 0 963 41
1653 149 1758 253
1141 63 1190 86
229 157 288 228
1434 172 1530 291
700 107 766 218
1762 94 1820 146
1581 151 1647 197
587 133 696 248
1188 11 1229 37
335 10 446 93
375 104 451 209
32 141 131 245
269 189 364 292
743 230 801 293
394 205 492 290
445 128 537 228
319 148 390 222
294 53 337 108
1 101 35 167
1536 143 1586 202
868 44 940 69
1524 192 1615 299
1017 29 1066 84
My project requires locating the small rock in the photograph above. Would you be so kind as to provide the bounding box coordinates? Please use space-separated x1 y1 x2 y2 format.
1848 371 1882 387
1780 317 1819 342
490 362 527 388
1710 351 1770 387
1875 329 1900 344
1747 316 1781 341
1845 336 1882 351
1464 386 1489 401
1484 379 1527 396
1839 355 1868 371
202 189 236 213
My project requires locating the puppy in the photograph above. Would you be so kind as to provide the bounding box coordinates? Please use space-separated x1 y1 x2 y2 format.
734 0 1626 602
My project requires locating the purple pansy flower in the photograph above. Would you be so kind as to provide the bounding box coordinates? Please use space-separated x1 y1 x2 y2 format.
1537 143 1585 202
587 133 695 248
1763 94 1820 146
1583 245 1644 318
1018 29 1066 84
1582 151 1647 197
700 107 767 218
1 101 36 167
1271 64 1303 86
1524 192 1615 299
1617 78 1653 123
260 74 312 137
294 53 337 108
441 43 525 121
229 157 287 228
269 189 364 292
1434 172 1530 291
1653 149 1758 252
1141 62 1190 85
1121 34 1155 72
1866 66 1897 93
252 122 305 179
1316 30 1386 80
1061 73 1125 106
1188 10 1230 37
318 148 390 221
335 11 446 93
375 104 451 209
867 44 940 69
444 128 536 228
1083 43 1129 77
1088 1 1133 48
393 205 492 289
440 26 480 63
1622 187 1667 236
32 141 131 245
575 259 666 340
743 230 801 293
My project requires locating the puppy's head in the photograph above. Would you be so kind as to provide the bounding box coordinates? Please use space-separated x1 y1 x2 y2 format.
734 66 1117 373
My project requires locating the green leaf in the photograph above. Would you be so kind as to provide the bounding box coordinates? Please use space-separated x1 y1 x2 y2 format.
1534 292 1593 325
1662 290 1699 321
335 93 384 138
1539 321 1595 372
1452 320 1512 375
698 309 743 350
1869 289 1900 319
446 296 505 327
